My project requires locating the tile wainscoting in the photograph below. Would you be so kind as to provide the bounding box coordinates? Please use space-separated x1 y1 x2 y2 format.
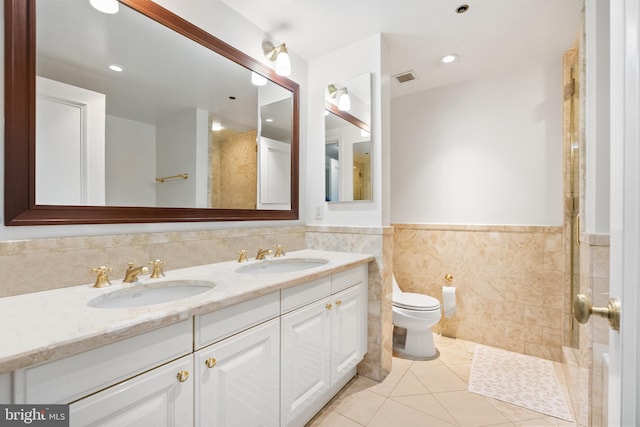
393 223 565 362
0 225 307 297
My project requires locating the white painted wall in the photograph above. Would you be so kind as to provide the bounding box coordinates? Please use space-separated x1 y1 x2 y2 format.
307 34 388 226
105 115 156 207
0 1 307 239
391 57 564 226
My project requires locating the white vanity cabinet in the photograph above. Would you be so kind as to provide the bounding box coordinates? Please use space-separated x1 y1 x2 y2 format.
69 355 193 427
281 265 368 427
194 292 281 427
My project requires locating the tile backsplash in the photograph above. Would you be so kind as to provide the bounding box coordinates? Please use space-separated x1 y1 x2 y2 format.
0 225 306 297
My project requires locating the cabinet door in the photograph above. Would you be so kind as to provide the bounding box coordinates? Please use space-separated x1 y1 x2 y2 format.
281 298 331 427
69 355 193 427
331 283 367 387
195 318 280 427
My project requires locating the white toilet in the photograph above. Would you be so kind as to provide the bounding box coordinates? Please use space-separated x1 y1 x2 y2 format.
392 275 442 359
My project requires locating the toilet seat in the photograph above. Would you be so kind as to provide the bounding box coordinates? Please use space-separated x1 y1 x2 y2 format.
393 292 440 311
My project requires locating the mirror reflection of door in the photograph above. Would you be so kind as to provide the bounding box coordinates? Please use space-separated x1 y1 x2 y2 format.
324 110 371 202
325 140 340 202
35 0 294 210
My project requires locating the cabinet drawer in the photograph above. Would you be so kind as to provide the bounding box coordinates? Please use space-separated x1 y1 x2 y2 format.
281 276 331 314
195 291 280 349
332 265 367 294
13 320 192 404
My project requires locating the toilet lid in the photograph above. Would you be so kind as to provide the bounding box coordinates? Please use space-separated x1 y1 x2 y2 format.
393 292 441 311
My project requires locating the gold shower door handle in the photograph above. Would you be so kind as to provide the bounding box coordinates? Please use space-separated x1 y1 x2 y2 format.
573 294 620 330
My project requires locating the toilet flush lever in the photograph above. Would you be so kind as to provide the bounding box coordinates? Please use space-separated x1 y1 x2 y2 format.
573 294 620 330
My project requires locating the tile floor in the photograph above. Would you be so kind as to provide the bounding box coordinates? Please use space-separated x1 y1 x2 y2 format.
307 336 577 427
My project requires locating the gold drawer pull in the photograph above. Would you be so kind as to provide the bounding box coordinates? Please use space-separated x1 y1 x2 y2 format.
326 303 332 310
205 357 217 368
335 300 342 306
177 370 189 383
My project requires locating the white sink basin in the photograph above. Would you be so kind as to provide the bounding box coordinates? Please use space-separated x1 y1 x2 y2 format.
235 258 329 274
88 280 215 309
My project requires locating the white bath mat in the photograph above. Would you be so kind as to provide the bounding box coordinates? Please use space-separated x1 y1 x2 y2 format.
468 345 573 422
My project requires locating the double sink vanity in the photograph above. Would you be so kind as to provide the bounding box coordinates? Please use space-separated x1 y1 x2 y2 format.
0 249 373 426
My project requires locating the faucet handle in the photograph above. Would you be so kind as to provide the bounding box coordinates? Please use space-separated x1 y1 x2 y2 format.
92 266 113 288
255 248 273 260
149 259 166 278
273 244 286 257
237 250 248 263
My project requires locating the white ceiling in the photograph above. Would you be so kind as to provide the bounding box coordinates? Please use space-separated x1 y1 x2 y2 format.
221 0 581 97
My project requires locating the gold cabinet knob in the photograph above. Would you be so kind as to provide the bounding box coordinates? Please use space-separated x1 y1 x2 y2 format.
205 357 217 368
335 300 342 306
444 273 454 283
176 370 190 383
326 303 332 310
573 294 621 330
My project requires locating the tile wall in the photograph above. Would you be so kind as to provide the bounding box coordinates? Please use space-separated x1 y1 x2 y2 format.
564 234 609 427
393 223 565 362
0 225 306 297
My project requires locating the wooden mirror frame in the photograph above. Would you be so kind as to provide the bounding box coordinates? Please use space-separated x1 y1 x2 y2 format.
4 0 299 225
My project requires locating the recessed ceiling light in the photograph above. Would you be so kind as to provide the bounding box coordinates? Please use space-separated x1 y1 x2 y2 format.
108 64 124 72
90 0 119 14
440 54 458 64
211 122 223 131
265 118 274 123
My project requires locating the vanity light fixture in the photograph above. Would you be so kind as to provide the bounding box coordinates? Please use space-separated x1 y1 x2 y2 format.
262 41 291 76
251 71 267 86
327 84 351 111
89 0 119 14
440 54 458 64
108 64 124 72
211 122 223 131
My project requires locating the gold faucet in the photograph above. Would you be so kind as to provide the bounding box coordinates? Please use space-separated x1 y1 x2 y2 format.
237 250 248 262
149 259 166 278
255 248 273 260
92 266 113 288
123 262 149 283
273 244 286 257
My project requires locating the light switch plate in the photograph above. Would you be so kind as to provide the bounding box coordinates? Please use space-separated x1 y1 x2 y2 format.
314 204 323 220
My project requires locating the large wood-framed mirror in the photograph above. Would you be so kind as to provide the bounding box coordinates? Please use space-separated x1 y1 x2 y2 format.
4 0 299 225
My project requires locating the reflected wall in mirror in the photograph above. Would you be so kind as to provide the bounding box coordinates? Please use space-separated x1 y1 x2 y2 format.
4 0 299 225
324 72 371 202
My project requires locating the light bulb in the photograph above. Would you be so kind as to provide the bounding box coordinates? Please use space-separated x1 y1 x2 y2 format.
90 0 119 14
211 122 223 131
338 92 351 111
274 45 291 76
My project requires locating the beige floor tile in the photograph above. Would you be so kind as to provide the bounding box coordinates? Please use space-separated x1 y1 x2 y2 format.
445 362 472 383
306 411 364 427
391 394 458 424
434 390 511 427
389 370 430 397
333 390 385 425
513 418 560 426
368 357 414 397
486 397 558 422
411 362 469 393
367 399 457 427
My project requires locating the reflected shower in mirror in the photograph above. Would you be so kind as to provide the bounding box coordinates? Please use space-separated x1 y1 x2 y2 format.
324 72 371 202
34 0 293 211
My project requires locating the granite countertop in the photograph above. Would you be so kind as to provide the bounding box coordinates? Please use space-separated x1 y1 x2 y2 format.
0 249 374 374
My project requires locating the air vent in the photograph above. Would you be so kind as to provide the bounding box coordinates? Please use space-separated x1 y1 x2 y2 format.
393 71 418 84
